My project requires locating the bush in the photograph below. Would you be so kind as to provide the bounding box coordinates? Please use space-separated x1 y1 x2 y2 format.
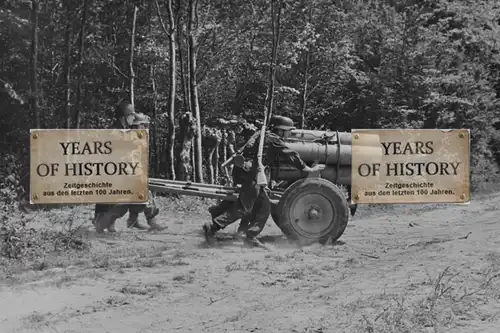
470 134 500 192
0 154 89 265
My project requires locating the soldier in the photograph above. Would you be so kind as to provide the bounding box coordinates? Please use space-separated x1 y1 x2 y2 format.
203 115 325 247
207 120 256 235
207 120 260 237
93 107 165 233
207 192 251 237
93 101 139 232
126 113 164 231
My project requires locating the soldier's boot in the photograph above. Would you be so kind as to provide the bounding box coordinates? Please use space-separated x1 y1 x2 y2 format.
126 212 148 230
147 218 167 231
94 213 107 234
107 222 117 232
243 213 270 250
202 223 220 246
236 216 252 238
150 207 160 219
243 235 271 251
243 236 264 247
144 205 164 231
235 229 246 240
205 200 246 245
349 203 358 216
127 220 148 230
102 214 118 233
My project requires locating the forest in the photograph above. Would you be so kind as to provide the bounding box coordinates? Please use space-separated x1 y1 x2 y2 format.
1 0 500 203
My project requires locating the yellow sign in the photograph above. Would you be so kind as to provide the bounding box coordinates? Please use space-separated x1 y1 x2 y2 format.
351 129 470 204
30 129 149 204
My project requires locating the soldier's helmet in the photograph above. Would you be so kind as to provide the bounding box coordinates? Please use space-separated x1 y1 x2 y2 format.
270 115 295 131
115 100 141 126
115 101 134 118
131 113 150 127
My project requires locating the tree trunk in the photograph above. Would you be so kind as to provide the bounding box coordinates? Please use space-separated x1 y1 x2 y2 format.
300 2 312 129
214 129 220 183
264 0 282 119
83 83 89 128
63 3 71 129
151 64 158 176
204 127 221 184
227 130 235 155
221 129 230 185
299 50 309 129
207 145 215 184
221 129 227 161
166 0 176 180
182 17 195 180
225 130 235 183
190 137 195 180
155 0 177 179
177 112 196 181
74 0 89 129
176 11 191 113
179 37 191 113
30 0 40 129
129 5 138 105
187 0 203 183
111 25 117 76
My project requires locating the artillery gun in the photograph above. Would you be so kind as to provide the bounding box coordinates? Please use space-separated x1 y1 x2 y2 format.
149 128 381 245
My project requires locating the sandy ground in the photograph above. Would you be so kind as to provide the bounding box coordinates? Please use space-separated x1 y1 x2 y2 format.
1 193 500 333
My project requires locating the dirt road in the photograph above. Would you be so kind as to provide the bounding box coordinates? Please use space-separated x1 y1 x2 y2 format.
1 194 500 333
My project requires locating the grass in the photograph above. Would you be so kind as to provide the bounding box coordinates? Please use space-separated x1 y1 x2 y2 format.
119 282 169 296
17 259 500 332
7 248 500 333
172 272 195 284
2 189 500 332
351 260 500 333
0 196 212 278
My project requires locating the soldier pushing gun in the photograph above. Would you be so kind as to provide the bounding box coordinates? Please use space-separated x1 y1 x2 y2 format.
203 115 325 247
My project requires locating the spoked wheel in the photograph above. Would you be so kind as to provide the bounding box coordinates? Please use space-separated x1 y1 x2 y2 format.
272 178 349 245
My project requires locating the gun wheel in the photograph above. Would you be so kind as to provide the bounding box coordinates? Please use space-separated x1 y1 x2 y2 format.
272 178 349 246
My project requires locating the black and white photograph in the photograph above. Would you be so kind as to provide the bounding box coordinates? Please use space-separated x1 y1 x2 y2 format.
1 0 500 332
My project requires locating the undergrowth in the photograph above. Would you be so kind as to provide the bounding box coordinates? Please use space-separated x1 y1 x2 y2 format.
357 262 500 333
0 154 90 276
1 146 499 282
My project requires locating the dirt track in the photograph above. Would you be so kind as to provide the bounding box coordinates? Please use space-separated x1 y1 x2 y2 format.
2 193 500 333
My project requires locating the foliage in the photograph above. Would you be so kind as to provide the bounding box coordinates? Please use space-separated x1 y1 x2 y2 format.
1 0 499 189
0 155 88 263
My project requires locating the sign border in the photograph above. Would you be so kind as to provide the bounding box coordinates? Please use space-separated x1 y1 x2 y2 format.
29 128 150 205
350 128 471 205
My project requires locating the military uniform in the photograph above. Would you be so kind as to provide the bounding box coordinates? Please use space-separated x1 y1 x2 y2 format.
93 105 164 233
126 113 164 231
126 189 162 229
93 102 133 233
204 127 308 246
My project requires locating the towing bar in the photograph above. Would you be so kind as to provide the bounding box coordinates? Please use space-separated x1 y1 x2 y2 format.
148 178 282 201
